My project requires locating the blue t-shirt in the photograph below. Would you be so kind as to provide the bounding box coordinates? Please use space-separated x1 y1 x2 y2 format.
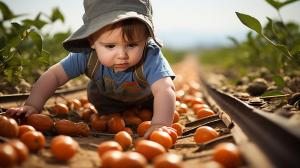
60 40 175 102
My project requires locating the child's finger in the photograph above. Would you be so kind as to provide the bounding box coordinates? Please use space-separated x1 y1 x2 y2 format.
16 107 25 116
25 108 38 117
25 111 33 117
6 108 18 116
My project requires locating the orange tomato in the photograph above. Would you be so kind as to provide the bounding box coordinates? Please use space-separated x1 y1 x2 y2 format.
18 125 35 138
196 108 215 119
107 116 125 134
122 127 134 136
0 116 19 138
20 131 46 152
7 140 29 164
176 103 188 113
50 135 79 161
52 103 69 115
79 96 89 105
91 115 107 132
194 126 218 144
149 130 173 149
115 151 147 168
0 143 18 167
68 99 82 110
26 114 54 132
192 104 209 113
171 123 184 136
163 127 178 144
213 143 241 168
175 90 185 101
97 141 123 158
189 97 204 106
137 121 151 137
182 96 194 107
101 150 123 168
173 111 180 123
124 115 143 126
114 131 133 150
135 140 166 161
137 109 153 121
153 153 183 168
81 108 95 122
76 122 90 137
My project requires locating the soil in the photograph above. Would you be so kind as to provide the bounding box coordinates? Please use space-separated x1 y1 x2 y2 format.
200 67 300 125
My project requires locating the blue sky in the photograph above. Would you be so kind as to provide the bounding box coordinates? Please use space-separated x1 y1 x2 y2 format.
3 0 300 49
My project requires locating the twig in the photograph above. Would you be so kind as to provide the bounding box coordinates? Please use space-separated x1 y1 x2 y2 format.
260 94 290 100
182 150 213 160
173 134 233 149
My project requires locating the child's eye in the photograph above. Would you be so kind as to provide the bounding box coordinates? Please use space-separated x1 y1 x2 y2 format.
127 43 137 48
105 44 115 49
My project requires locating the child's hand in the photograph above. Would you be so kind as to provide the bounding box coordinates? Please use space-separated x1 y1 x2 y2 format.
143 124 171 139
6 105 39 117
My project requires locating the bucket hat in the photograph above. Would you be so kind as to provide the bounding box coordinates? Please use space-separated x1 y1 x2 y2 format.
63 0 162 53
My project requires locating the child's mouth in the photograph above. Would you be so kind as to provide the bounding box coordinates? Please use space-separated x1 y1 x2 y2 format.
114 63 129 69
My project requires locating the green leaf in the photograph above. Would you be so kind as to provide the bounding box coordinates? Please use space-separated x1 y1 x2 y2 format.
22 18 47 30
266 17 276 34
263 35 293 59
29 31 43 53
236 12 262 35
11 22 27 35
261 90 285 97
227 36 239 46
292 51 300 64
50 7 64 23
272 75 285 88
265 0 299 10
4 68 13 82
0 1 14 20
38 50 50 65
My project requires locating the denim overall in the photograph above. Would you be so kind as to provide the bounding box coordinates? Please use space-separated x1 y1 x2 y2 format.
85 49 153 114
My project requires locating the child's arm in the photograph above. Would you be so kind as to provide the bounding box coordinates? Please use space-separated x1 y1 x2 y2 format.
144 76 176 138
6 63 69 117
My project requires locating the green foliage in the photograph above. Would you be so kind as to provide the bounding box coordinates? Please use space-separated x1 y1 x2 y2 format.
0 1 69 85
162 48 185 64
265 0 299 10
236 12 293 60
200 0 300 93
236 12 262 35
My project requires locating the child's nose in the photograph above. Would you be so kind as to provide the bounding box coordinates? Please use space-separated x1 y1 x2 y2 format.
117 48 129 59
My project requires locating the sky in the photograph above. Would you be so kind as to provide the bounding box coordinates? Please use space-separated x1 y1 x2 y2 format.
2 0 300 49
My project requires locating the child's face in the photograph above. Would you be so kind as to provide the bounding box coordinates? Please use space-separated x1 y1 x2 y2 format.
90 25 147 72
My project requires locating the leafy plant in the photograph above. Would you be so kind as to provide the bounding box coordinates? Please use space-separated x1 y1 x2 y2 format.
199 0 300 96
0 1 69 91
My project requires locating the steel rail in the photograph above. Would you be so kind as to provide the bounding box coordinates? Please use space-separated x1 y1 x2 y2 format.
200 79 300 168
0 85 87 103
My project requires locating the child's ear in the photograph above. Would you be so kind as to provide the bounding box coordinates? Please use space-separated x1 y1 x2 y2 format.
88 37 95 49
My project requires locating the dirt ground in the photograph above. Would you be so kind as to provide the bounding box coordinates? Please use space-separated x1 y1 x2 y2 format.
2 55 239 168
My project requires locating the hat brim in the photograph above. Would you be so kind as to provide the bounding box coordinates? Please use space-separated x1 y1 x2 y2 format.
63 11 162 52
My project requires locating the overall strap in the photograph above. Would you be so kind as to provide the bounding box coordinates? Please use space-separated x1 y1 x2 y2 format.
134 47 148 88
85 50 100 80
85 47 148 87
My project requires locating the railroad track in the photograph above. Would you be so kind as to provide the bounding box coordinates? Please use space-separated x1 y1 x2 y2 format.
199 77 300 168
0 85 87 104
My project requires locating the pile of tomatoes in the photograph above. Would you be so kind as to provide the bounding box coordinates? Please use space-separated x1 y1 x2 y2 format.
0 77 242 168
